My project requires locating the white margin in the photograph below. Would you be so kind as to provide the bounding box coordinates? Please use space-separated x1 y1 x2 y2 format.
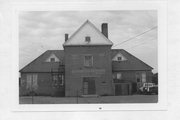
10 1 167 111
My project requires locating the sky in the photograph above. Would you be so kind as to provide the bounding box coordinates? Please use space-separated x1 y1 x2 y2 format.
19 11 157 73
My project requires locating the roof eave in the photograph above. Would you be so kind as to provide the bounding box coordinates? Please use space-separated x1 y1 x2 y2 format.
112 69 153 71
63 44 113 47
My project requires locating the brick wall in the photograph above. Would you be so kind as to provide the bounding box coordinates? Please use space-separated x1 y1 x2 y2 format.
64 46 113 96
19 72 65 96
112 70 153 94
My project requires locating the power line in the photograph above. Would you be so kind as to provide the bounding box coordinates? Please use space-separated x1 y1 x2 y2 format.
125 38 156 50
112 26 157 48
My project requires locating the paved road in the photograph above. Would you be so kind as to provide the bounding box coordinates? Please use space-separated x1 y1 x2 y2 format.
19 95 158 104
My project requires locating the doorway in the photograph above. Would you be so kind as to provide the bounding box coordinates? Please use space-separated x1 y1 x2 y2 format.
83 77 96 95
115 83 129 95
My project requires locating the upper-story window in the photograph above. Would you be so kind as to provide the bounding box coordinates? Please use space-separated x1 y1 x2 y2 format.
50 58 55 62
85 36 91 43
84 55 93 67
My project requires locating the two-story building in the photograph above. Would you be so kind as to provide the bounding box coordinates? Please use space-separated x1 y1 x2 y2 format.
19 20 153 97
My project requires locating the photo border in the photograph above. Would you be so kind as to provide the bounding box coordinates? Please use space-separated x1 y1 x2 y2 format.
10 1 167 111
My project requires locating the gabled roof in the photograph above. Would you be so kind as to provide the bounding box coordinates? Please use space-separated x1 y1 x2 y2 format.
20 49 153 73
111 49 153 71
20 50 64 73
63 20 113 46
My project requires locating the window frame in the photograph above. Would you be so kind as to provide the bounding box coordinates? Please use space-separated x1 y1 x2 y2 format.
52 73 64 86
50 57 55 62
117 72 122 80
117 57 122 61
85 36 91 42
84 55 93 67
136 73 141 83
26 74 38 90
141 72 146 83
113 72 123 83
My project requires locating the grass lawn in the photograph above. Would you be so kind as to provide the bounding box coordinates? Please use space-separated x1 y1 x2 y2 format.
19 95 158 104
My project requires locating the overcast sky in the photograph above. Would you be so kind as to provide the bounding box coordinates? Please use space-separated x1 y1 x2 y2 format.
19 11 157 73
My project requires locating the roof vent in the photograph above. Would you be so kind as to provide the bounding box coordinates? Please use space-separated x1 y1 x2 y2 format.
85 36 91 43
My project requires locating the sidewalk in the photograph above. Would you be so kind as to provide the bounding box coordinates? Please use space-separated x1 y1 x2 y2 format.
19 95 158 104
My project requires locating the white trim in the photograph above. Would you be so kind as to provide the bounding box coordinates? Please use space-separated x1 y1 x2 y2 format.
63 20 113 46
112 52 127 61
45 53 60 62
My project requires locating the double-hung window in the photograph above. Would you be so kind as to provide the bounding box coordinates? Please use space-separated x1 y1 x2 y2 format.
84 55 93 67
26 74 38 90
113 72 122 83
52 74 64 86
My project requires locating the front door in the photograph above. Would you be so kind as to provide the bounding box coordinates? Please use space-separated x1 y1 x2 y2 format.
83 77 96 95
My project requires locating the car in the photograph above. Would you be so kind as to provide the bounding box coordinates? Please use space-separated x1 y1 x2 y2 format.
139 83 158 95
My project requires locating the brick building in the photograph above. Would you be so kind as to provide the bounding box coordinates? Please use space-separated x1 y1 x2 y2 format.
19 20 153 96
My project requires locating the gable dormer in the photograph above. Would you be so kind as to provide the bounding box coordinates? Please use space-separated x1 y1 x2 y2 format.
45 53 60 62
63 20 113 46
112 52 127 61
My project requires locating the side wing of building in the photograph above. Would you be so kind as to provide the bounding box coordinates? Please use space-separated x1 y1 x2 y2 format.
111 49 153 95
19 50 65 96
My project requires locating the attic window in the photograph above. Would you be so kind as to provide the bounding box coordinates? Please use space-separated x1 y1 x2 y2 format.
117 57 122 61
112 53 127 61
45 53 60 62
50 58 55 62
85 36 91 42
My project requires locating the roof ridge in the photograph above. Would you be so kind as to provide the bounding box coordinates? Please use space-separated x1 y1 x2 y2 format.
63 20 113 46
19 50 48 72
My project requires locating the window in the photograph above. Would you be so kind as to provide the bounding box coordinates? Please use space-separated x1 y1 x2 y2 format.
26 74 38 90
113 73 122 83
112 74 116 79
85 36 91 42
136 73 141 82
113 73 122 79
84 55 93 67
112 53 127 61
50 58 55 62
20 78 25 87
45 53 60 62
136 72 146 83
117 73 122 79
141 72 146 83
52 74 64 86
117 57 122 61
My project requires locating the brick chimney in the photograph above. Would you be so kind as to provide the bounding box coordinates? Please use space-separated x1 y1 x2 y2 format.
65 34 69 41
101 23 108 38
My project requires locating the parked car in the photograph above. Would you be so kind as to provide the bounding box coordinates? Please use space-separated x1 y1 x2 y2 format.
139 83 158 95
